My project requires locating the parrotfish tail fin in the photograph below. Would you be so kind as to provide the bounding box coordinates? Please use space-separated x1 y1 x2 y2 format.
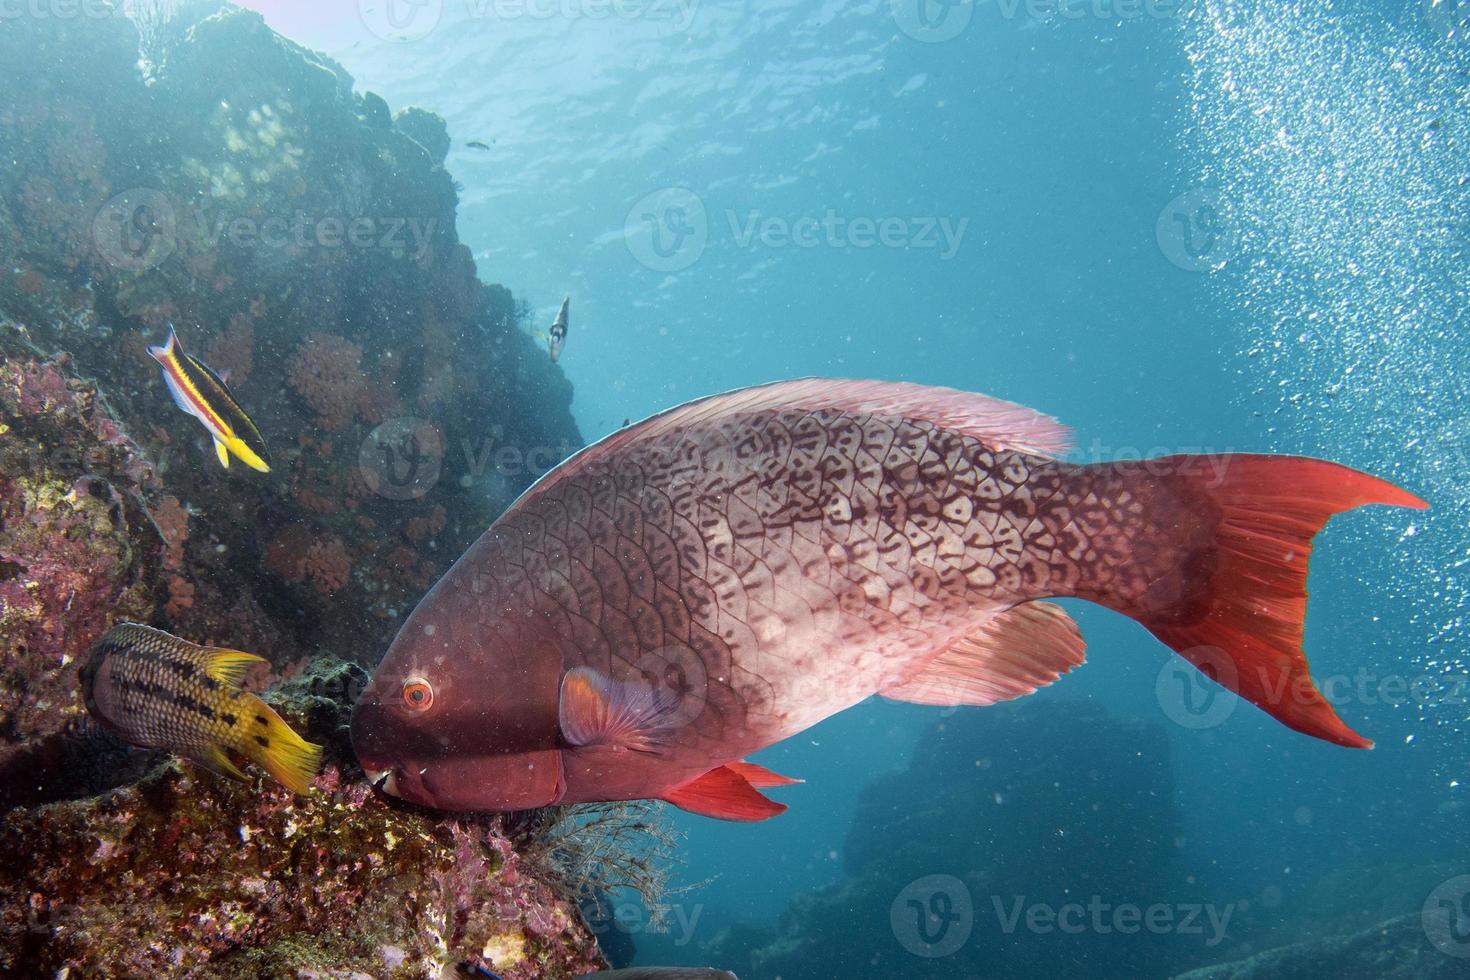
1101 454 1426 748
236 692 323 795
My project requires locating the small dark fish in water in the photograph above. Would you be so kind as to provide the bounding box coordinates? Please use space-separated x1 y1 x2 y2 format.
81 623 322 793
465 140 492 150
148 326 270 472
548 295 569 362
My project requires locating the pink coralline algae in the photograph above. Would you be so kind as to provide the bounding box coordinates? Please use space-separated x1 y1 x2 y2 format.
287 331 364 432
0 356 155 743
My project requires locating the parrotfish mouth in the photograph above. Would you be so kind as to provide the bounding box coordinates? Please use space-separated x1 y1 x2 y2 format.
366 769 397 795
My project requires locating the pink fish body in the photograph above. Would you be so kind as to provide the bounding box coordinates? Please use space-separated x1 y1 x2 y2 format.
351 380 1425 820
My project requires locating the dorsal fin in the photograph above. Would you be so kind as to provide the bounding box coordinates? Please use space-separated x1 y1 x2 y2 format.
202 648 267 689
515 379 1071 511
882 600 1087 707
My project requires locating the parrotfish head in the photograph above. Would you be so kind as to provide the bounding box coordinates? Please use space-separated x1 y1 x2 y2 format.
350 598 568 812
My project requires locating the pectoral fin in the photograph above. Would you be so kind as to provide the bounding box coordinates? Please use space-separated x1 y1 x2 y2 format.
213 436 230 468
558 666 680 752
191 744 249 783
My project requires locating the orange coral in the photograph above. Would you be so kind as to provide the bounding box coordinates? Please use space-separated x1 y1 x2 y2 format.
303 537 351 596
206 313 255 386
286 332 363 432
164 574 195 620
151 495 189 571
403 505 446 545
264 525 313 583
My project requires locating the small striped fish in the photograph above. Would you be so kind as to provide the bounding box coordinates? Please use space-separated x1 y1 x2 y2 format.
548 295 568 362
148 326 270 472
80 623 321 793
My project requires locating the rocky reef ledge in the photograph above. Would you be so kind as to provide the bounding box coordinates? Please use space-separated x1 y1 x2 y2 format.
0 662 607 978
0 3 611 976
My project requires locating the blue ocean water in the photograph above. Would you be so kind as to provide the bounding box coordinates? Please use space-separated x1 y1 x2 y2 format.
248 1 1468 974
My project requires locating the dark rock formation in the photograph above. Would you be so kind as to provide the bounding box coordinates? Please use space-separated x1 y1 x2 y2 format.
709 701 1209 979
1172 912 1470 980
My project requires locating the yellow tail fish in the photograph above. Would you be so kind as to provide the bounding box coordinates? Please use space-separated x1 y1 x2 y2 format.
148 326 270 472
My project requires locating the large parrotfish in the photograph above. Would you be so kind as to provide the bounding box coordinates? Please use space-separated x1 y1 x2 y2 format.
351 380 1425 820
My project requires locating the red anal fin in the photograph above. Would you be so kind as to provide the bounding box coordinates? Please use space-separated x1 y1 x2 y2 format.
727 759 802 787
663 765 789 821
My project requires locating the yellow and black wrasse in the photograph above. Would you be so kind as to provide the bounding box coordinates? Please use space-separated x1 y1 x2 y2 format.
148 326 270 472
80 623 322 794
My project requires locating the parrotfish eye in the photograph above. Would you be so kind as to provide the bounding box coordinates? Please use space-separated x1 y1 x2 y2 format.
401 677 434 712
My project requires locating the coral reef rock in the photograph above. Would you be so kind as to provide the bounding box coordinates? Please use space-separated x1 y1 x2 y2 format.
0 2 577 786
0 3 596 975
0 659 607 978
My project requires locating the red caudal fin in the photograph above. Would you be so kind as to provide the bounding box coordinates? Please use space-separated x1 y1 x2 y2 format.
1097 454 1426 748
663 764 790 821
